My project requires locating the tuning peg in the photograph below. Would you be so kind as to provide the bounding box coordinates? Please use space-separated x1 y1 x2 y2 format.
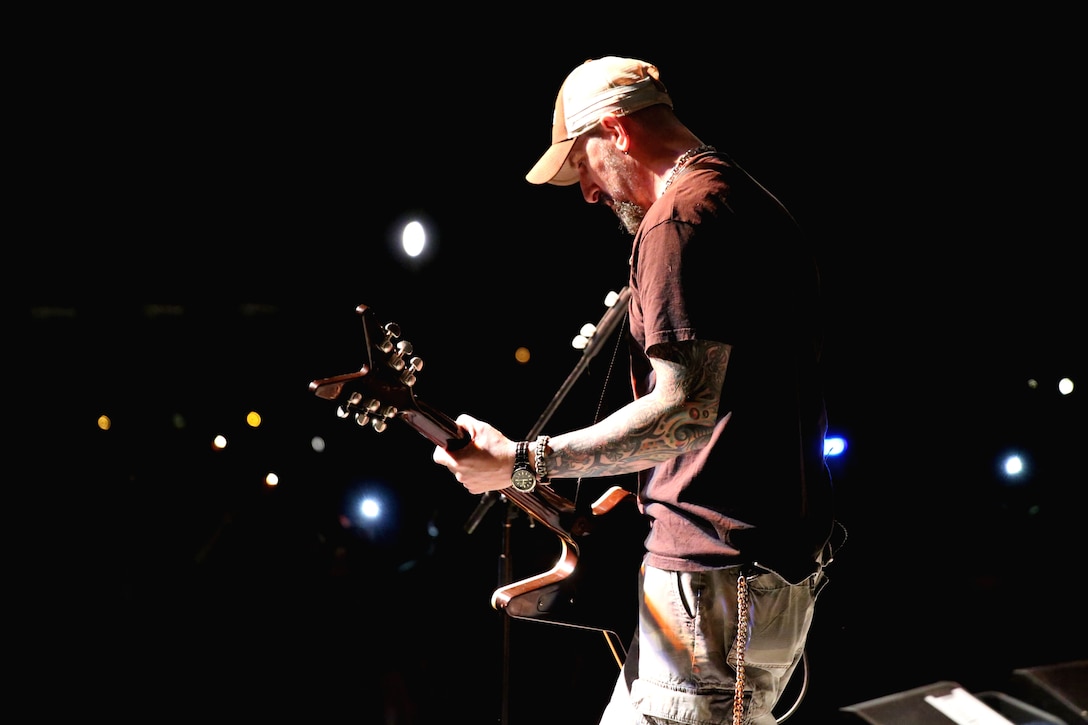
386 339 414 372
338 392 363 419
572 322 598 350
376 322 402 353
349 396 378 428
400 356 423 386
368 403 397 433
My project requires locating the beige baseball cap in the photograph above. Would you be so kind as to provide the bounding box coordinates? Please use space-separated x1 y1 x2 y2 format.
526 56 673 186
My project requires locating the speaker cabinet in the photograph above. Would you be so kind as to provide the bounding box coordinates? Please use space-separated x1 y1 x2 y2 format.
840 681 978 724
839 680 1068 724
1008 660 1088 723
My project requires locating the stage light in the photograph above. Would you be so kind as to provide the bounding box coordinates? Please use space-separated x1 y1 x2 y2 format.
998 450 1030 484
825 436 846 457
360 497 380 520
389 213 439 270
402 220 425 258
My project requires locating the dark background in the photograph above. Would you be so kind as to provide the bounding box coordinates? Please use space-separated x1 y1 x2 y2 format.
17 7 1085 723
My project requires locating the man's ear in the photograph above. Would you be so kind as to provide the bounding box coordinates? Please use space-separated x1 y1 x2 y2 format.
599 113 631 154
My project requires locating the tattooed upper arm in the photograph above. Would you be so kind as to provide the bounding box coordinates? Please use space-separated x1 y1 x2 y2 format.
546 340 733 479
648 339 731 405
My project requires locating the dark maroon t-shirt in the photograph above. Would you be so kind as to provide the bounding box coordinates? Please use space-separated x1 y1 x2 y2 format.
628 151 834 578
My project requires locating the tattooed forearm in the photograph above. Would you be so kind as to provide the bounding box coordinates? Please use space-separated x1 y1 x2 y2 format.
547 339 730 479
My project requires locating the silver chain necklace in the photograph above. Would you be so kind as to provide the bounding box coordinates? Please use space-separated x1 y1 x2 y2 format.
662 144 716 191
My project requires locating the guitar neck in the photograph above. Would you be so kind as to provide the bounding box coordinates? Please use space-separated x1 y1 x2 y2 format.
503 485 577 543
406 398 470 451
407 399 578 541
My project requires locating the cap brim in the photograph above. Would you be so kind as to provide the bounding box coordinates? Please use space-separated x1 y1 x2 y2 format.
526 139 579 186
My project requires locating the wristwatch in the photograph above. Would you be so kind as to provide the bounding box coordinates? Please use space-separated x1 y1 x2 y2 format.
510 440 537 492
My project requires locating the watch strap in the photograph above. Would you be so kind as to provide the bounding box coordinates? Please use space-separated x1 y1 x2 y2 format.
510 440 537 492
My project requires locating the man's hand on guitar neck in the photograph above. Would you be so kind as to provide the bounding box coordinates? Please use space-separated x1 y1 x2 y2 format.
432 413 521 495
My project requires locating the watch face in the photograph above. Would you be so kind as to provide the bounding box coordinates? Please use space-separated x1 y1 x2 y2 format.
511 468 536 491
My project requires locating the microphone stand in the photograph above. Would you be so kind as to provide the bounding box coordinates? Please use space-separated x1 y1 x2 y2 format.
463 287 631 725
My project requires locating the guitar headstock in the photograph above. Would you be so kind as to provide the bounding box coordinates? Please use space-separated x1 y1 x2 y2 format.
309 303 468 450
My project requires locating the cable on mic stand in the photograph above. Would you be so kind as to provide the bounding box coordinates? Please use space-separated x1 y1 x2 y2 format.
461 287 632 725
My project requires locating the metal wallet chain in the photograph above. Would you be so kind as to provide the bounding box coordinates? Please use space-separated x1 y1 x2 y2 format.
733 573 749 725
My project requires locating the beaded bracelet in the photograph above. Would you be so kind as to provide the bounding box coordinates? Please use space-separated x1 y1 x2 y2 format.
534 435 551 484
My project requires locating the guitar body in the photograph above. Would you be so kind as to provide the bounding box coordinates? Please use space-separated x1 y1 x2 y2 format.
310 303 645 655
498 483 645 659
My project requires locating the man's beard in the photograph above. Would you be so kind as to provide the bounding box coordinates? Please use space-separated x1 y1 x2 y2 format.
601 148 646 235
613 201 645 236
